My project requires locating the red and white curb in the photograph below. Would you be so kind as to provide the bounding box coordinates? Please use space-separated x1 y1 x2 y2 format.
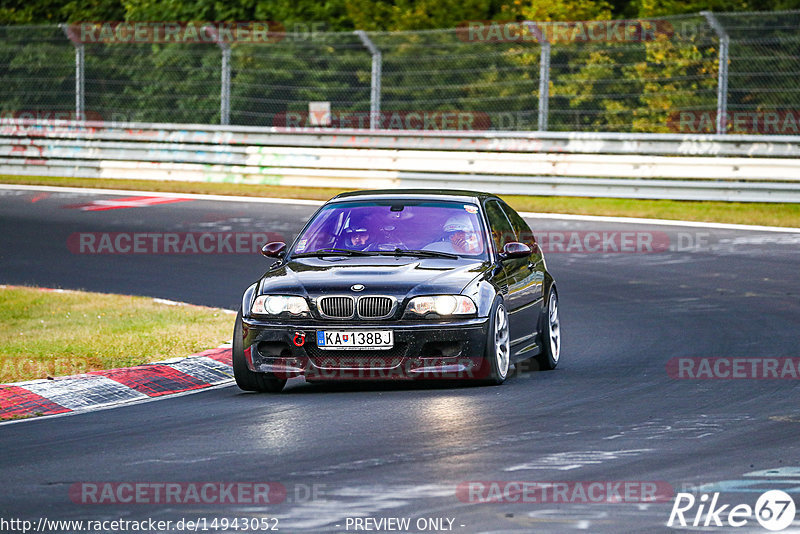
0 346 234 421
0 286 236 421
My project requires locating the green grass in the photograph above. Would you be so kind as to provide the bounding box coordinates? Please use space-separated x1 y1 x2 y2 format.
502 195 800 228
0 286 233 384
1 413 38 421
3 174 800 227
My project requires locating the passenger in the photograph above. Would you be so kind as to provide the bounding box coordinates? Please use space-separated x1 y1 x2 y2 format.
424 214 482 254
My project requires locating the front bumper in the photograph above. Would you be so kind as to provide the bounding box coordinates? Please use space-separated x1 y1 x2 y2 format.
241 317 490 381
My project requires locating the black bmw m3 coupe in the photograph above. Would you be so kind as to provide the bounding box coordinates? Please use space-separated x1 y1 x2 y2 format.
233 189 560 392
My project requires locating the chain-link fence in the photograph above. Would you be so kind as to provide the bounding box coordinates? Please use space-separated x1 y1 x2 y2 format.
1 10 799 134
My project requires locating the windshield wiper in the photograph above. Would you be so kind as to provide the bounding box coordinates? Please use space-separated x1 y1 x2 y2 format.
378 248 459 260
292 248 378 258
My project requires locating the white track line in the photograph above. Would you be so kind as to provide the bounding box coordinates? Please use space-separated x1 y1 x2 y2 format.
2 183 800 233
0 183 325 206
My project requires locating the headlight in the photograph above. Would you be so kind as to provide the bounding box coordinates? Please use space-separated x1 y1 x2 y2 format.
406 295 476 317
251 295 310 316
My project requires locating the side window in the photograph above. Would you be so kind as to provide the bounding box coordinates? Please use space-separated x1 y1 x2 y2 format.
500 202 536 248
484 200 515 253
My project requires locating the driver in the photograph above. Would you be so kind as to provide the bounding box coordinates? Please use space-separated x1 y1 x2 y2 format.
343 216 374 251
424 213 482 254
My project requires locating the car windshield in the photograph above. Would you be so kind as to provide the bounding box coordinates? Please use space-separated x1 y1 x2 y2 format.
291 200 489 259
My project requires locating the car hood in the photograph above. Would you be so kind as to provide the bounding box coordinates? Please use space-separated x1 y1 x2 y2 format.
258 256 490 298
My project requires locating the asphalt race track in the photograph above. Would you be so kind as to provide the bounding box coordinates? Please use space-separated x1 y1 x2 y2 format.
1 186 800 533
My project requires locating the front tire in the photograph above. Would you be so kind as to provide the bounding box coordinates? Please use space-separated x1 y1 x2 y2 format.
232 309 286 393
483 298 510 385
536 286 561 371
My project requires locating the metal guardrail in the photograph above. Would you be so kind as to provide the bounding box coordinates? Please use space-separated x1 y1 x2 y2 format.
2 119 800 202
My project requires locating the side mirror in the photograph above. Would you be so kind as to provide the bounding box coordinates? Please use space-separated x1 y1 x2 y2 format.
499 241 531 261
261 241 286 258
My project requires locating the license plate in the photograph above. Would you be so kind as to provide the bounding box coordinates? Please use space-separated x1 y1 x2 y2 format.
316 330 393 350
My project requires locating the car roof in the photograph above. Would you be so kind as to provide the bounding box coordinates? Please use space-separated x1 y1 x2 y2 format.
330 189 498 204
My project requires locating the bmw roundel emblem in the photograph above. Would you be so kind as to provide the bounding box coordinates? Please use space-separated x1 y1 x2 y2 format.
351 284 365 292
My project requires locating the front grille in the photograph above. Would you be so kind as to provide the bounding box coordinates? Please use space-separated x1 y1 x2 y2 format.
357 296 394 318
318 296 354 318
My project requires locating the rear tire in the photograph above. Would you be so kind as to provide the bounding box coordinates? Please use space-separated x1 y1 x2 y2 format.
535 286 561 371
232 309 286 393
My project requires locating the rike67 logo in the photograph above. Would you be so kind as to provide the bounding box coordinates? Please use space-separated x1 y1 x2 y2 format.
668 490 796 531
